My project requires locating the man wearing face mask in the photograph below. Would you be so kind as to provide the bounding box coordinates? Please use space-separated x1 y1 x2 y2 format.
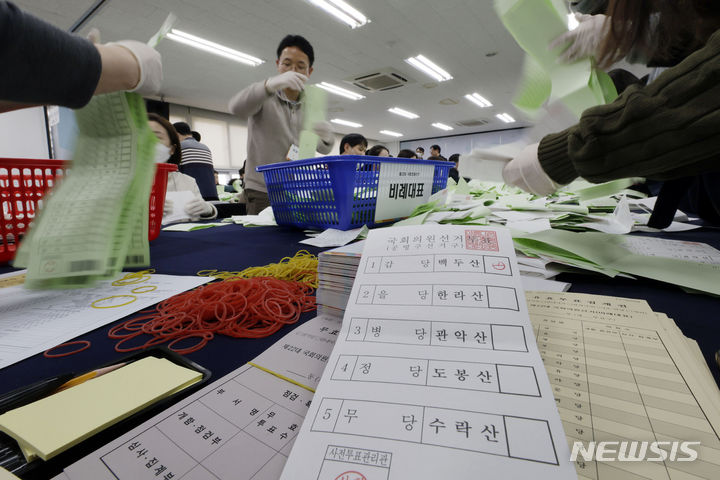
228 34 335 214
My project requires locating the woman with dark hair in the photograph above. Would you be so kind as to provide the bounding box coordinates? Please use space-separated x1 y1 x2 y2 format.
504 0 720 197
396 149 417 159
366 145 390 157
147 113 217 221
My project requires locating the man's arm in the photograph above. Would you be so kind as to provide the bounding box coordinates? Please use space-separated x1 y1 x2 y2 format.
0 1 101 108
228 81 269 118
538 29 720 184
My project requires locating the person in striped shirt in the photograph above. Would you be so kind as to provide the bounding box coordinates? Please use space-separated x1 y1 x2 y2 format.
173 121 219 201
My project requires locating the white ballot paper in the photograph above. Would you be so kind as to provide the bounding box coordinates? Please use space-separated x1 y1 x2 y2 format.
280 225 576 480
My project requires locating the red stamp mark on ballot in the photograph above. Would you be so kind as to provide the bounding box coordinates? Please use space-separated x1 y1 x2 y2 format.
335 472 367 480
465 230 499 251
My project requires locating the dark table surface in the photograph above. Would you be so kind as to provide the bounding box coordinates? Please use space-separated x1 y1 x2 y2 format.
1 223 719 478
2 224 720 393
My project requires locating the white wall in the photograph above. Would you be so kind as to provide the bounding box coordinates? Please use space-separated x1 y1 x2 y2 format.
400 128 528 158
0 107 50 159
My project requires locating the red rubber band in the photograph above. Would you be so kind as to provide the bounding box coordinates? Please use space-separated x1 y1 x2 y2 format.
44 340 91 358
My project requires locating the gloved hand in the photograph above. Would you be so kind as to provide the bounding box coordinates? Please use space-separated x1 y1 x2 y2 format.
502 143 560 196
184 197 215 219
265 71 308 94
163 198 174 217
106 40 163 95
312 121 334 146
549 13 609 63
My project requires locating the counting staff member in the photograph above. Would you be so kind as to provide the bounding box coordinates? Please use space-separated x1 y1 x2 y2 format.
0 1 161 112
228 34 334 214
503 0 720 196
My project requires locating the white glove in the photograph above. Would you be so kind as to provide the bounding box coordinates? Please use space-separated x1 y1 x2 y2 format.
549 13 609 63
502 143 560 196
312 121 334 145
265 71 307 94
106 40 163 96
184 197 215 219
163 198 174 217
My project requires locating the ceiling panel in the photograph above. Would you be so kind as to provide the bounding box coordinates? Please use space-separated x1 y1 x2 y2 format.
14 0 538 141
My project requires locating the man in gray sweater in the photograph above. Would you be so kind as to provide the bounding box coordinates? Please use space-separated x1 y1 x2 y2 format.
228 35 334 214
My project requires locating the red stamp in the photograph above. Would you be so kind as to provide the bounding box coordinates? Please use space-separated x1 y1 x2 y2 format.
465 230 499 251
335 472 367 480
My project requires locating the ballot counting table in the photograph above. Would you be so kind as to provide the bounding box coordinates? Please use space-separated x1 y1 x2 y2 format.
2 223 720 394
1 223 720 477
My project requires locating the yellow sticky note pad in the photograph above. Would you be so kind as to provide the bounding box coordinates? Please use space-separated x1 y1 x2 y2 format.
0 357 201 461
0 467 21 479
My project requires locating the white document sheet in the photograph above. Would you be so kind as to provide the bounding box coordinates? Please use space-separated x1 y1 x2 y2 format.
162 191 195 225
299 227 368 248
62 364 313 480
280 225 576 480
251 315 343 390
0 273 210 370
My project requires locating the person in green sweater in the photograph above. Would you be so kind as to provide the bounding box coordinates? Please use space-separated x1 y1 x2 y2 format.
503 0 720 196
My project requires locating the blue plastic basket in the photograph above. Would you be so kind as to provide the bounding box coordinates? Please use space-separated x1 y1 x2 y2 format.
257 155 450 230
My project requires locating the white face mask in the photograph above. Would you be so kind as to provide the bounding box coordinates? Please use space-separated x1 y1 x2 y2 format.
154 143 171 163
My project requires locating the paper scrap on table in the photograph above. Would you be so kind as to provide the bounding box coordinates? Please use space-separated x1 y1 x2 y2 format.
577 195 634 234
507 218 552 233
230 206 277 226
162 222 231 232
299 226 368 248
162 190 195 225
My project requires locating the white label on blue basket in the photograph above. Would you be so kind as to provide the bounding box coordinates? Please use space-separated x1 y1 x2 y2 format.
375 162 434 223
286 143 300 161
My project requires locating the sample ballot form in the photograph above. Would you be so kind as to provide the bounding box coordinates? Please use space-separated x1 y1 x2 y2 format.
280 225 577 480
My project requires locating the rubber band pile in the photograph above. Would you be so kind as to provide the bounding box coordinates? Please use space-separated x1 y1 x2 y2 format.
108 253 318 355
197 250 319 287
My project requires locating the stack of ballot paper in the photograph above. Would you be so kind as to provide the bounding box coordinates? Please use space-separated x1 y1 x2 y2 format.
514 229 720 296
13 92 157 289
316 240 570 319
527 292 720 479
396 177 699 234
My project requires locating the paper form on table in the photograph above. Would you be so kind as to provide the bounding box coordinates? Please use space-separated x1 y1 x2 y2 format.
280 224 577 480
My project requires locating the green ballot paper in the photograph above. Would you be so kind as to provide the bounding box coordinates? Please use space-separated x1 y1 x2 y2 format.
494 0 617 117
15 92 156 288
297 85 328 160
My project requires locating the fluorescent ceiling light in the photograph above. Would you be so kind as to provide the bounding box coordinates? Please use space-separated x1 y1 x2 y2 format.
432 122 454 131
388 107 419 119
316 82 365 100
379 130 403 137
331 118 363 128
308 0 370 28
167 29 263 66
496 113 515 123
465 93 493 108
405 54 453 82
567 13 579 30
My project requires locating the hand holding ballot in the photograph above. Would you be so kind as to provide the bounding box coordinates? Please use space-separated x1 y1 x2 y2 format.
549 13 609 64
503 142 561 195
265 71 307 94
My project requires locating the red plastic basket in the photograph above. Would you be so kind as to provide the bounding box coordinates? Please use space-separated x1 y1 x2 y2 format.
0 159 176 265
